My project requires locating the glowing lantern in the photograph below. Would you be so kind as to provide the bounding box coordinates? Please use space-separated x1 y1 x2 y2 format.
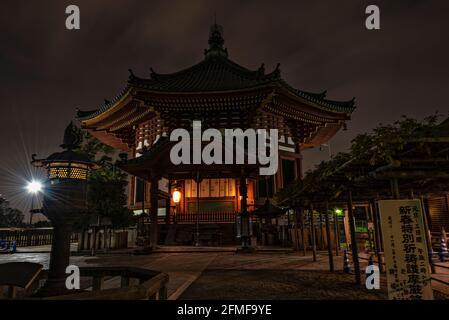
173 190 181 204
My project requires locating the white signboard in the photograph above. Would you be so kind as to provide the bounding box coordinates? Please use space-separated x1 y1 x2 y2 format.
158 178 169 193
378 199 433 300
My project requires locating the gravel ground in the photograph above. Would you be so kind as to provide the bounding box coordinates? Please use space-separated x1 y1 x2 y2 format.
180 252 388 300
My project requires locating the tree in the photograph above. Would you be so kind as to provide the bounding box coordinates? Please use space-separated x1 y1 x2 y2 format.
74 128 134 229
276 113 446 205
350 114 441 166
87 162 134 228
0 196 25 228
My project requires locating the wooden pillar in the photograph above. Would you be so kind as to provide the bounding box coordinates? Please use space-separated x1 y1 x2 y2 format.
194 172 202 246
420 195 435 274
79 230 85 251
324 200 334 271
91 227 96 255
370 199 383 273
239 173 250 248
295 144 303 180
300 208 307 256
390 178 400 199
149 174 160 250
292 207 300 251
319 211 324 249
139 178 146 241
105 227 110 250
365 204 373 253
348 190 361 285
310 205 317 262
333 207 340 256
165 197 171 225
166 180 171 225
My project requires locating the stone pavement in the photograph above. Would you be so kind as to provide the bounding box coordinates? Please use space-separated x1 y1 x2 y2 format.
0 250 216 299
15 244 293 254
1 246 449 299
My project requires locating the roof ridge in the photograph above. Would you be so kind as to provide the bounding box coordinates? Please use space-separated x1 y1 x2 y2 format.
127 54 281 91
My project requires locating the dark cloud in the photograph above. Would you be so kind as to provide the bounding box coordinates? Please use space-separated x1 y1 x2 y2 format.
1 0 448 214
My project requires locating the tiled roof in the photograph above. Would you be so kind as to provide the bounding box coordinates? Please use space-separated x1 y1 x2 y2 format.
129 57 280 92
77 24 355 120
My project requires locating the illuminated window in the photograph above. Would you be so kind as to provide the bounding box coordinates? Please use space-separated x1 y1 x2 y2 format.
48 163 88 180
184 179 235 198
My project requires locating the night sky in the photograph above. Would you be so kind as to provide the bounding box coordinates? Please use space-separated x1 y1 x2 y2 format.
1 0 448 217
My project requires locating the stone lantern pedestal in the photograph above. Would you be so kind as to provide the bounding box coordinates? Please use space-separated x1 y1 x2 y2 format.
31 123 95 296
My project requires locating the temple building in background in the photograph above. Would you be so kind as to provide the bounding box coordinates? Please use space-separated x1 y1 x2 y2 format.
76 24 355 246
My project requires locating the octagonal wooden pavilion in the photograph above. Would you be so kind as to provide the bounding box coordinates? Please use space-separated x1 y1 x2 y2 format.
77 24 355 249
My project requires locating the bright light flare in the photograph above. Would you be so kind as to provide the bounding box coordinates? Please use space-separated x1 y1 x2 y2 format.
26 180 42 194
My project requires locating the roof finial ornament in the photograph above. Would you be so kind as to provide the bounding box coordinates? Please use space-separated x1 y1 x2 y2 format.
349 97 356 107
256 63 265 79
128 69 135 80
272 63 281 78
60 121 82 150
150 67 158 80
204 20 228 58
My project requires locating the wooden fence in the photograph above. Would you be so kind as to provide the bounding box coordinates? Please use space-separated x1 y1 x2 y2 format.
0 228 78 247
431 231 449 251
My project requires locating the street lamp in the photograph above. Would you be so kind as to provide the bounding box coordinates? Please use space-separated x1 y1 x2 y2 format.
334 208 343 254
27 180 42 194
26 180 42 225
172 189 181 224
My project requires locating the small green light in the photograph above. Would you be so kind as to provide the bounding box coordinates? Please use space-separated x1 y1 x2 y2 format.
334 208 343 216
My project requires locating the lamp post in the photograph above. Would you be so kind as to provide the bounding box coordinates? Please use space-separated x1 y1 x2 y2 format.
237 173 255 253
172 189 181 224
31 122 95 296
333 208 342 255
26 180 42 225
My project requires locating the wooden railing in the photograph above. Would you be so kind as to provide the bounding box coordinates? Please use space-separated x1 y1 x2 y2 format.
173 211 238 223
45 267 169 300
0 228 78 247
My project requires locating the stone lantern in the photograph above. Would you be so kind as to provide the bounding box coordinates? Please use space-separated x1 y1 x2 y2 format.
31 122 95 295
